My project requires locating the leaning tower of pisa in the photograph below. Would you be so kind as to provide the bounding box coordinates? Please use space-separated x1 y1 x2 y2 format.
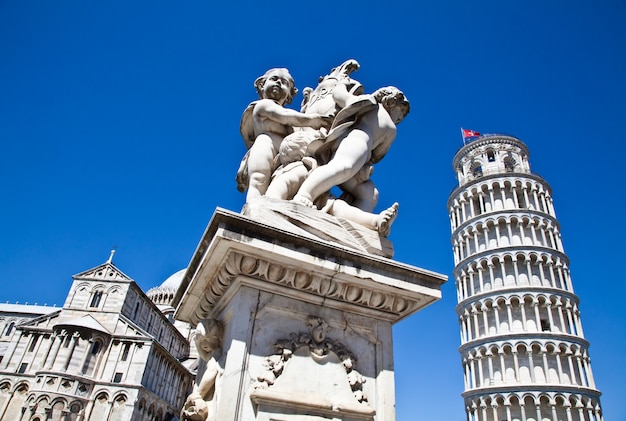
448 134 603 421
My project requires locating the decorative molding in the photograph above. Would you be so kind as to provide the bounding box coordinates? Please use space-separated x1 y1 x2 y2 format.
192 251 421 324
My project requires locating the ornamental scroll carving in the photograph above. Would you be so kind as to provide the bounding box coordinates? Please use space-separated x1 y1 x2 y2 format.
191 251 421 324
254 315 368 404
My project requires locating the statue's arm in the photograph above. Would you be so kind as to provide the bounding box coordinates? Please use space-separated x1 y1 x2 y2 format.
255 99 329 129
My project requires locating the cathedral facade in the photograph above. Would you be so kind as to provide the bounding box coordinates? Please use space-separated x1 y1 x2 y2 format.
0 259 193 421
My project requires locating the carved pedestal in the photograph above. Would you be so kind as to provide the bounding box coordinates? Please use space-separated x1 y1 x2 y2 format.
174 208 445 421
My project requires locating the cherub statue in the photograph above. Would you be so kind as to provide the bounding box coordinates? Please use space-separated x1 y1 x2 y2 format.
181 319 224 421
264 131 399 236
237 68 332 203
293 83 410 209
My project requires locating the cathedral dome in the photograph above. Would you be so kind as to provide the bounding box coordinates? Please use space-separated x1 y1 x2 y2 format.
147 268 186 308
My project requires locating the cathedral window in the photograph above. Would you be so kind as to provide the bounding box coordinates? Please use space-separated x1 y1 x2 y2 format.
540 319 551 331
4 322 15 336
121 343 131 361
18 363 28 373
89 291 103 308
486 149 496 162
113 372 123 383
28 334 39 352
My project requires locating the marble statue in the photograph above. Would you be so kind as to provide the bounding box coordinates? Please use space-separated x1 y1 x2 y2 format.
237 68 332 203
292 83 410 208
237 60 409 239
181 319 224 421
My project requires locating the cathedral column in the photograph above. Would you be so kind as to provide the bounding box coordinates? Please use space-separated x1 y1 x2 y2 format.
46 332 65 370
63 332 80 371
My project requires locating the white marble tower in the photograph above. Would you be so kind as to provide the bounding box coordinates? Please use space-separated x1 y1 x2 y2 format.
448 134 603 421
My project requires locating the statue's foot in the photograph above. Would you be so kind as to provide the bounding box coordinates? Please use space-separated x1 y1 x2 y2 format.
293 195 315 208
377 202 399 237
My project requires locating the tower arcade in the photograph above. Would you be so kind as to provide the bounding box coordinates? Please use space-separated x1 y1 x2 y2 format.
449 135 603 421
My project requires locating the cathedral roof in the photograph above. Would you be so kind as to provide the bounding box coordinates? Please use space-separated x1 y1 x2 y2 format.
72 262 132 283
160 269 186 289
54 314 110 336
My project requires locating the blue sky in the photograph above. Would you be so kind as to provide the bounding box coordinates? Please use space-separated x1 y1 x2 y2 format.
1 1 624 419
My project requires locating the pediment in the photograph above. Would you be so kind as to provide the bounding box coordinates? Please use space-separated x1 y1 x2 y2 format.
73 263 132 283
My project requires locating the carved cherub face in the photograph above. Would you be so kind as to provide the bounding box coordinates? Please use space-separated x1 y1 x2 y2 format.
255 68 297 105
194 319 223 361
388 102 410 125
373 86 410 124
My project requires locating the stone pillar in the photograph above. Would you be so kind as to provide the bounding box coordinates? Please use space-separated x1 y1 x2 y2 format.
174 209 445 421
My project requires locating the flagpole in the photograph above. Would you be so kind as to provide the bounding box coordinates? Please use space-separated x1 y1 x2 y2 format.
460 127 466 145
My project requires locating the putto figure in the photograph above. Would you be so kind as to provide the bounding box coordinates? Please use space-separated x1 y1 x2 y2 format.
237 61 409 241
238 68 331 203
181 319 224 421
293 83 410 209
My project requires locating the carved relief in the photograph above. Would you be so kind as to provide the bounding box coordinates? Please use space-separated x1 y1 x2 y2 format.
254 316 367 404
181 319 223 421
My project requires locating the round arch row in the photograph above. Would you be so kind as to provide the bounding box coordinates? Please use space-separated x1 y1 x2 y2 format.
460 340 596 391
452 212 563 264
457 292 583 343
455 250 572 302
450 175 555 230
464 391 603 421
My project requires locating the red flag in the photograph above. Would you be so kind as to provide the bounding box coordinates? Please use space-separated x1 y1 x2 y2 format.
461 128 481 139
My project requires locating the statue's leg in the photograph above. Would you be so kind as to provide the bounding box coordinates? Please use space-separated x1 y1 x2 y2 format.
340 179 378 213
245 135 277 201
294 131 370 205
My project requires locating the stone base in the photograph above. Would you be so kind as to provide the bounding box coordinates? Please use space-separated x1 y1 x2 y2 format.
174 208 446 420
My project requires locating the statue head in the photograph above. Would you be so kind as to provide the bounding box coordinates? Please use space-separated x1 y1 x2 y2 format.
373 86 410 124
194 319 224 361
254 68 298 105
